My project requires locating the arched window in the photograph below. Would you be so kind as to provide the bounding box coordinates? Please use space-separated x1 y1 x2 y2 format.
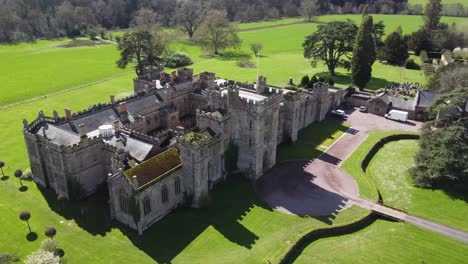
161 185 169 203
174 178 181 195
119 190 130 215
143 196 151 215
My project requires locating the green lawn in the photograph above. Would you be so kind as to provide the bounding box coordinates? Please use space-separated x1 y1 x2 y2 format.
409 0 468 7
276 119 350 161
368 140 468 231
294 219 468 264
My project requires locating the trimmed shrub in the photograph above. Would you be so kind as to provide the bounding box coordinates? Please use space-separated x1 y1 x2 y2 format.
405 58 420 70
164 52 193 68
300 75 310 87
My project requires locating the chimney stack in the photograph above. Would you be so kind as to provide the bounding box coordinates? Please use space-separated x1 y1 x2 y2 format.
78 123 86 138
65 108 72 121
171 71 177 83
119 102 127 113
160 72 166 81
110 95 115 106
113 120 120 134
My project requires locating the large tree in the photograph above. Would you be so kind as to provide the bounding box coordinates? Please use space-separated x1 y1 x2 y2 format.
383 27 409 65
303 21 358 76
175 0 207 39
130 8 158 31
410 65 468 191
300 0 319 23
195 10 241 54
424 0 443 31
116 30 167 78
351 12 376 90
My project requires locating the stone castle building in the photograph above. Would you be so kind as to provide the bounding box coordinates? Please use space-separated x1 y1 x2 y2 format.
23 68 346 234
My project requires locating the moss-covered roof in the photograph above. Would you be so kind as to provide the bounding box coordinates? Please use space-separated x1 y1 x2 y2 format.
123 147 181 191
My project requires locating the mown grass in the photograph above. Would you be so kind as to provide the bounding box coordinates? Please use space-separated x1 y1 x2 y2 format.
276 119 350 161
340 131 420 201
368 140 468 231
294 219 468 264
409 0 468 7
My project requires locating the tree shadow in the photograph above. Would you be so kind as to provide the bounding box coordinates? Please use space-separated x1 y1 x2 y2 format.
120 176 262 263
200 50 252 61
315 71 390 91
38 185 113 236
1 175 9 181
26 232 38 241
56 249 65 257
256 161 348 225
431 179 468 203
19 186 28 192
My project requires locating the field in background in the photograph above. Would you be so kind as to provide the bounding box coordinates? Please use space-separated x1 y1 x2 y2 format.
408 0 468 6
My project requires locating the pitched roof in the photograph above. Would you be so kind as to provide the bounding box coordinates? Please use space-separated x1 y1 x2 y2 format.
37 124 81 146
417 90 441 108
123 147 181 191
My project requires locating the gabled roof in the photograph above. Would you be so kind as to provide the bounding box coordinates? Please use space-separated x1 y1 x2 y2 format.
417 90 441 108
123 147 181 191
37 124 81 146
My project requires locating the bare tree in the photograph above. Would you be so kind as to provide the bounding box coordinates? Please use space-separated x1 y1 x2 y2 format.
300 0 319 23
131 8 158 31
175 0 207 39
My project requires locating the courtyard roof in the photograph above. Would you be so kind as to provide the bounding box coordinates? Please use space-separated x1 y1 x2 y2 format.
123 147 181 191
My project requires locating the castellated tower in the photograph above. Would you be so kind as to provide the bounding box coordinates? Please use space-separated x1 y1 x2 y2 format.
313 82 332 122
283 92 302 143
178 130 224 207
226 84 282 179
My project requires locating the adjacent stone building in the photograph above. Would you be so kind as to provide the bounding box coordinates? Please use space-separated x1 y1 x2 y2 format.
23 68 346 234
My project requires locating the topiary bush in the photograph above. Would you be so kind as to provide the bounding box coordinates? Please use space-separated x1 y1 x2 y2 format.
405 58 420 70
164 52 193 68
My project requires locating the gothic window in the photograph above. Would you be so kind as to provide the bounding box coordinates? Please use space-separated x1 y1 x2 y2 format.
143 196 151 215
175 177 181 194
161 185 169 203
119 190 130 215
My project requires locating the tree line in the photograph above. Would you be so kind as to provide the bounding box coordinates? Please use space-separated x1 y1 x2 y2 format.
1 0 457 43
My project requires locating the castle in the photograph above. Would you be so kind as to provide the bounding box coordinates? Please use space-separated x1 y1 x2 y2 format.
23 68 346 234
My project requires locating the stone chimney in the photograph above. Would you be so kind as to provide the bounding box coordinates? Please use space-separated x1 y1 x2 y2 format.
113 120 120 134
65 108 72 121
119 102 127 113
171 71 177 83
110 95 115 106
132 175 139 189
160 72 166 81
78 123 86 138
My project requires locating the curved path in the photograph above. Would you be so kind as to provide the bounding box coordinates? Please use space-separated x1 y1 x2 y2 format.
258 110 468 243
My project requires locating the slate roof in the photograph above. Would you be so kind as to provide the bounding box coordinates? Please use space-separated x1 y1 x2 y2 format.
123 147 181 191
376 94 416 111
126 94 160 115
417 90 441 108
58 108 120 134
37 124 81 146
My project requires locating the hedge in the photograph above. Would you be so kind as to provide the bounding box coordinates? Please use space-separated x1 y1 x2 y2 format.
361 134 420 173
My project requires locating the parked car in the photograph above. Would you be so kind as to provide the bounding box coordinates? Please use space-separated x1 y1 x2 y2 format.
331 109 345 117
384 110 408 122
359 106 367 112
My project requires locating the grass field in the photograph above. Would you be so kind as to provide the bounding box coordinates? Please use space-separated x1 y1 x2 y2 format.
368 140 468 231
294 219 468 264
276 119 350 161
409 0 468 6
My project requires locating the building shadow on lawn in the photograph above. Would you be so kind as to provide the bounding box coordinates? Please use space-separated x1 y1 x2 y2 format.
39 185 113 236
256 161 349 225
40 177 263 263
121 176 263 263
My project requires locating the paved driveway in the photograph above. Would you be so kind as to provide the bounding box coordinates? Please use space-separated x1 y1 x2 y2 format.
256 109 422 216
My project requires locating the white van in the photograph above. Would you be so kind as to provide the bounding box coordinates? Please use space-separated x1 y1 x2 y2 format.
385 110 408 122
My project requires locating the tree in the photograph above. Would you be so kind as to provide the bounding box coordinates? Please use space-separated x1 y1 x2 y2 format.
424 0 443 31
351 13 376 90
175 0 207 39
372 20 386 47
116 30 167 78
19 211 32 233
250 43 263 56
131 8 158 31
0 161 4 177
0 0 20 42
300 75 310 87
14 169 23 187
24 250 60 264
407 28 433 55
45 227 57 240
195 10 241 54
303 21 358 76
383 28 409 65
300 0 319 23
